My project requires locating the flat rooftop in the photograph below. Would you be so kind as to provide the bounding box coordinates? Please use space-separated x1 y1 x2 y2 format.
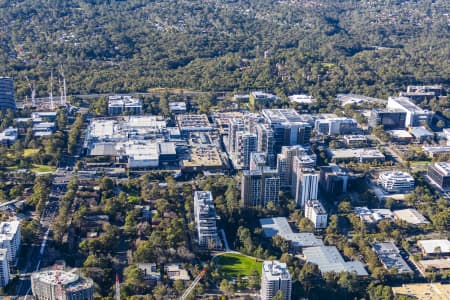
303 246 368 276
176 114 212 131
417 240 450 254
372 242 412 274
431 162 450 176
260 217 324 248
393 209 429 225
388 96 426 113
329 148 385 159
392 283 450 300
262 109 304 124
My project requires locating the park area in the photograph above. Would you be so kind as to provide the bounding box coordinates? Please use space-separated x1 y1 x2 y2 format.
216 253 262 278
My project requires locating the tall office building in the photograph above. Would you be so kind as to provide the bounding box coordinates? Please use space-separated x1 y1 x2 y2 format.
236 132 258 170
319 164 349 195
241 168 280 207
0 249 9 288
292 166 319 208
261 261 292 300
0 220 21 263
277 146 316 188
262 109 312 151
0 77 16 110
31 268 94 300
194 191 222 249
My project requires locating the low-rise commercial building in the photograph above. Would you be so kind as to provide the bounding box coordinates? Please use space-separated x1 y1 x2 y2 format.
260 217 324 250
314 117 359 135
387 96 433 127
354 207 393 224
369 109 407 129
343 135 367 147
409 126 433 143
305 200 327 229
372 242 413 274
418 259 450 272
423 146 450 158
417 240 450 257
261 261 292 300
379 171 414 193
164 263 191 281
393 209 429 226
427 162 450 191
169 102 187 114
327 148 385 163
108 95 142 115
288 94 316 104
0 127 18 146
392 283 450 300
302 246 368 276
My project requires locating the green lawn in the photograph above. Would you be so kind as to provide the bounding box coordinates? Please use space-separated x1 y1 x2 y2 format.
23 148 40 157
216 253 262 278
31 164 56 173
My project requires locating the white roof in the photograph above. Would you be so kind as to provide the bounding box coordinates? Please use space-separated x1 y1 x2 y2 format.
262 261 291 280
418 240 450 254
303 246 368 276
289 94 316 104
260 217 323 248
393 209 429 225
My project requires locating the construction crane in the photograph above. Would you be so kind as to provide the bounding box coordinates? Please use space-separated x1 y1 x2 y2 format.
59 65 67 107
25 76 36 107
54 265 64 300
49 71 54 110
115 273 120 300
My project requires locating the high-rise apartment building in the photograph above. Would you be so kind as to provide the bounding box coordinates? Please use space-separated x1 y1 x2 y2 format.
236 132 258 170
228 118 245 153
0 249 9 288
255 123 276 167
292 166 319 208
194 191 222 249
277 146 316 188
0 77 16 110
261 261 292 300
305 200 328 229
241 168 280 207
0 220 21 263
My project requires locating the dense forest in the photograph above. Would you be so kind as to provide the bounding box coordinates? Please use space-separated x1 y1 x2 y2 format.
0 0 449 100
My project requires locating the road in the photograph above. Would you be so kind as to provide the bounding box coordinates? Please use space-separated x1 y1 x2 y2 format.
15 151 76 296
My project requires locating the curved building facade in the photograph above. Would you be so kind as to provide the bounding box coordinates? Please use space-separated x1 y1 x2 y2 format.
31 269 94 300
0 77 16 110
